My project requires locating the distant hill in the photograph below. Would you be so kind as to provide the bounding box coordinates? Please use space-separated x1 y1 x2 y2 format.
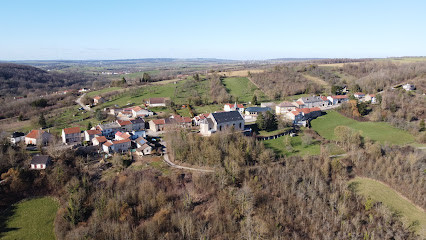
0 63 98 97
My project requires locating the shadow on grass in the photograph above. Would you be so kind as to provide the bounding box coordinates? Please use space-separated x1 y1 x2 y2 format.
0 205 19 238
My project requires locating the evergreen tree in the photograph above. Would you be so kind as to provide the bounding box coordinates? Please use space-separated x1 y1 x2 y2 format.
265 111 278 131
193 73 200 82
87 122 92 130
256 113 265 131
420 119 425 132
252 95 258 105
39 113 47 128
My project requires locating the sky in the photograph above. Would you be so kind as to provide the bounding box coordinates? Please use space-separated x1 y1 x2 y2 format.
1 0 426 60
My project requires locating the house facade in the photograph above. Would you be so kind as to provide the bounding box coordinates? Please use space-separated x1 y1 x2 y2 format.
224 103 244 114
364 94 377 104
25 130 51 145
200 111 245 136
245 107 271 116
97 122 121 136
149 119 166 132
147 97 167 107
9 132 25 145
297 96 329 108
93 96 105 105
130 118 145 131
275 102 297 115
62 127 81 144
84 129 102 142
30 155 51 170
117 120 133 132
92 136 107 146
327 95 349 105
102 139 131 154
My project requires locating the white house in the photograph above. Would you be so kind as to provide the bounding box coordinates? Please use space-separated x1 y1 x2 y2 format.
353 92 365 99
275 102 297 115
327 95 349 105
97 122 121 136
224 103 244 114
200 111 245 136
30 155 51 170
84 129 102 142
193 113 210 126
115 131 131 141
25 130 51 145
296 96 329 108
102 139 131 154
93 96 105 105
131 106 153 118
135 137 152 155
62 127 81 144
92 136 107 146
146 97 168 107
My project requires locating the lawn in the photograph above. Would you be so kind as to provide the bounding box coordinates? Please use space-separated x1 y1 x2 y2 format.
264 134 320 157
0 197 59 240
311 111 415 145
349 177 426 237
221 77 267 103
258 128 291 137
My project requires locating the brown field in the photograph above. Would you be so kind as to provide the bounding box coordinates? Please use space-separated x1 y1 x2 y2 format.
212 69 265 77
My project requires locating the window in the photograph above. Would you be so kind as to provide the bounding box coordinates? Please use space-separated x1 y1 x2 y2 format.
219 125 222 131
239 123 242 128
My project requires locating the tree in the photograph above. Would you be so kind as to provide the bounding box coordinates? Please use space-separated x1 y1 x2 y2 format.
252 95 258 105
256 113 265 131
39 113 47 128
193 73 200 82
95 109 106 121
87 122 92 130
264 111 278 131
142 73 151 82
331 85 343 95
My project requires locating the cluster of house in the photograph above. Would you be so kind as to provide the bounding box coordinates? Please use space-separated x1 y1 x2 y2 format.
61 118 153 155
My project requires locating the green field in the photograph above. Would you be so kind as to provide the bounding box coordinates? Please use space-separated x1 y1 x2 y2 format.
349 177 426 237
86 86 122 97
0 197 59 240
311 111 415 145
264 134 320 157
221 77 267 103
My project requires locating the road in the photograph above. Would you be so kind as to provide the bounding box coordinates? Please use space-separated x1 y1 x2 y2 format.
76 93 93 112
161 142 215 173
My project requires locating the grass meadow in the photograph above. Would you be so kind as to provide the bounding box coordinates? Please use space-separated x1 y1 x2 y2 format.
311 111 415 145
0 197 58 240
349 177 426 237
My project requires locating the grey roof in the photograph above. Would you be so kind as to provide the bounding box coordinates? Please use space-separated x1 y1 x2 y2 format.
278 101 296 107
211 111 243 124
99 122 120 130
31 155 50 165
300 96 324 103
11 132 25 138
245 107 271 113
130 118 145 124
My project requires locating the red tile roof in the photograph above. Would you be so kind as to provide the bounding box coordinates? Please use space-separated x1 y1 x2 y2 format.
296 101 304 105
132 106 143 112
104 141 113 147
26 130 45 139
112 138 131 144
117 120 132 126
63 127 81 135
331 95 348 99
152 119 166 125
86 130 101 135
354 92 365 96
93 96 102 100
320 96 328 101
115 131 131 139
369 94 376 97
94 136 107 143
225 103 244 108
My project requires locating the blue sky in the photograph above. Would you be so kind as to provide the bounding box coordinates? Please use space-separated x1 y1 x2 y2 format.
1 0 425 60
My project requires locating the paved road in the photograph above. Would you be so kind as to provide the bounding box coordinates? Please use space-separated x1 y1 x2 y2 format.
161 142 215 173
76 93 93 112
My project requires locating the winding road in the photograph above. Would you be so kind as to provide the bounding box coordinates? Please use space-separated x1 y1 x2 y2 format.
161 142 215 173
76 93 94 112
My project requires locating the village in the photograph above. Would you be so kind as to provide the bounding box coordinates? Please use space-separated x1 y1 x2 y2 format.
7 86 385 170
